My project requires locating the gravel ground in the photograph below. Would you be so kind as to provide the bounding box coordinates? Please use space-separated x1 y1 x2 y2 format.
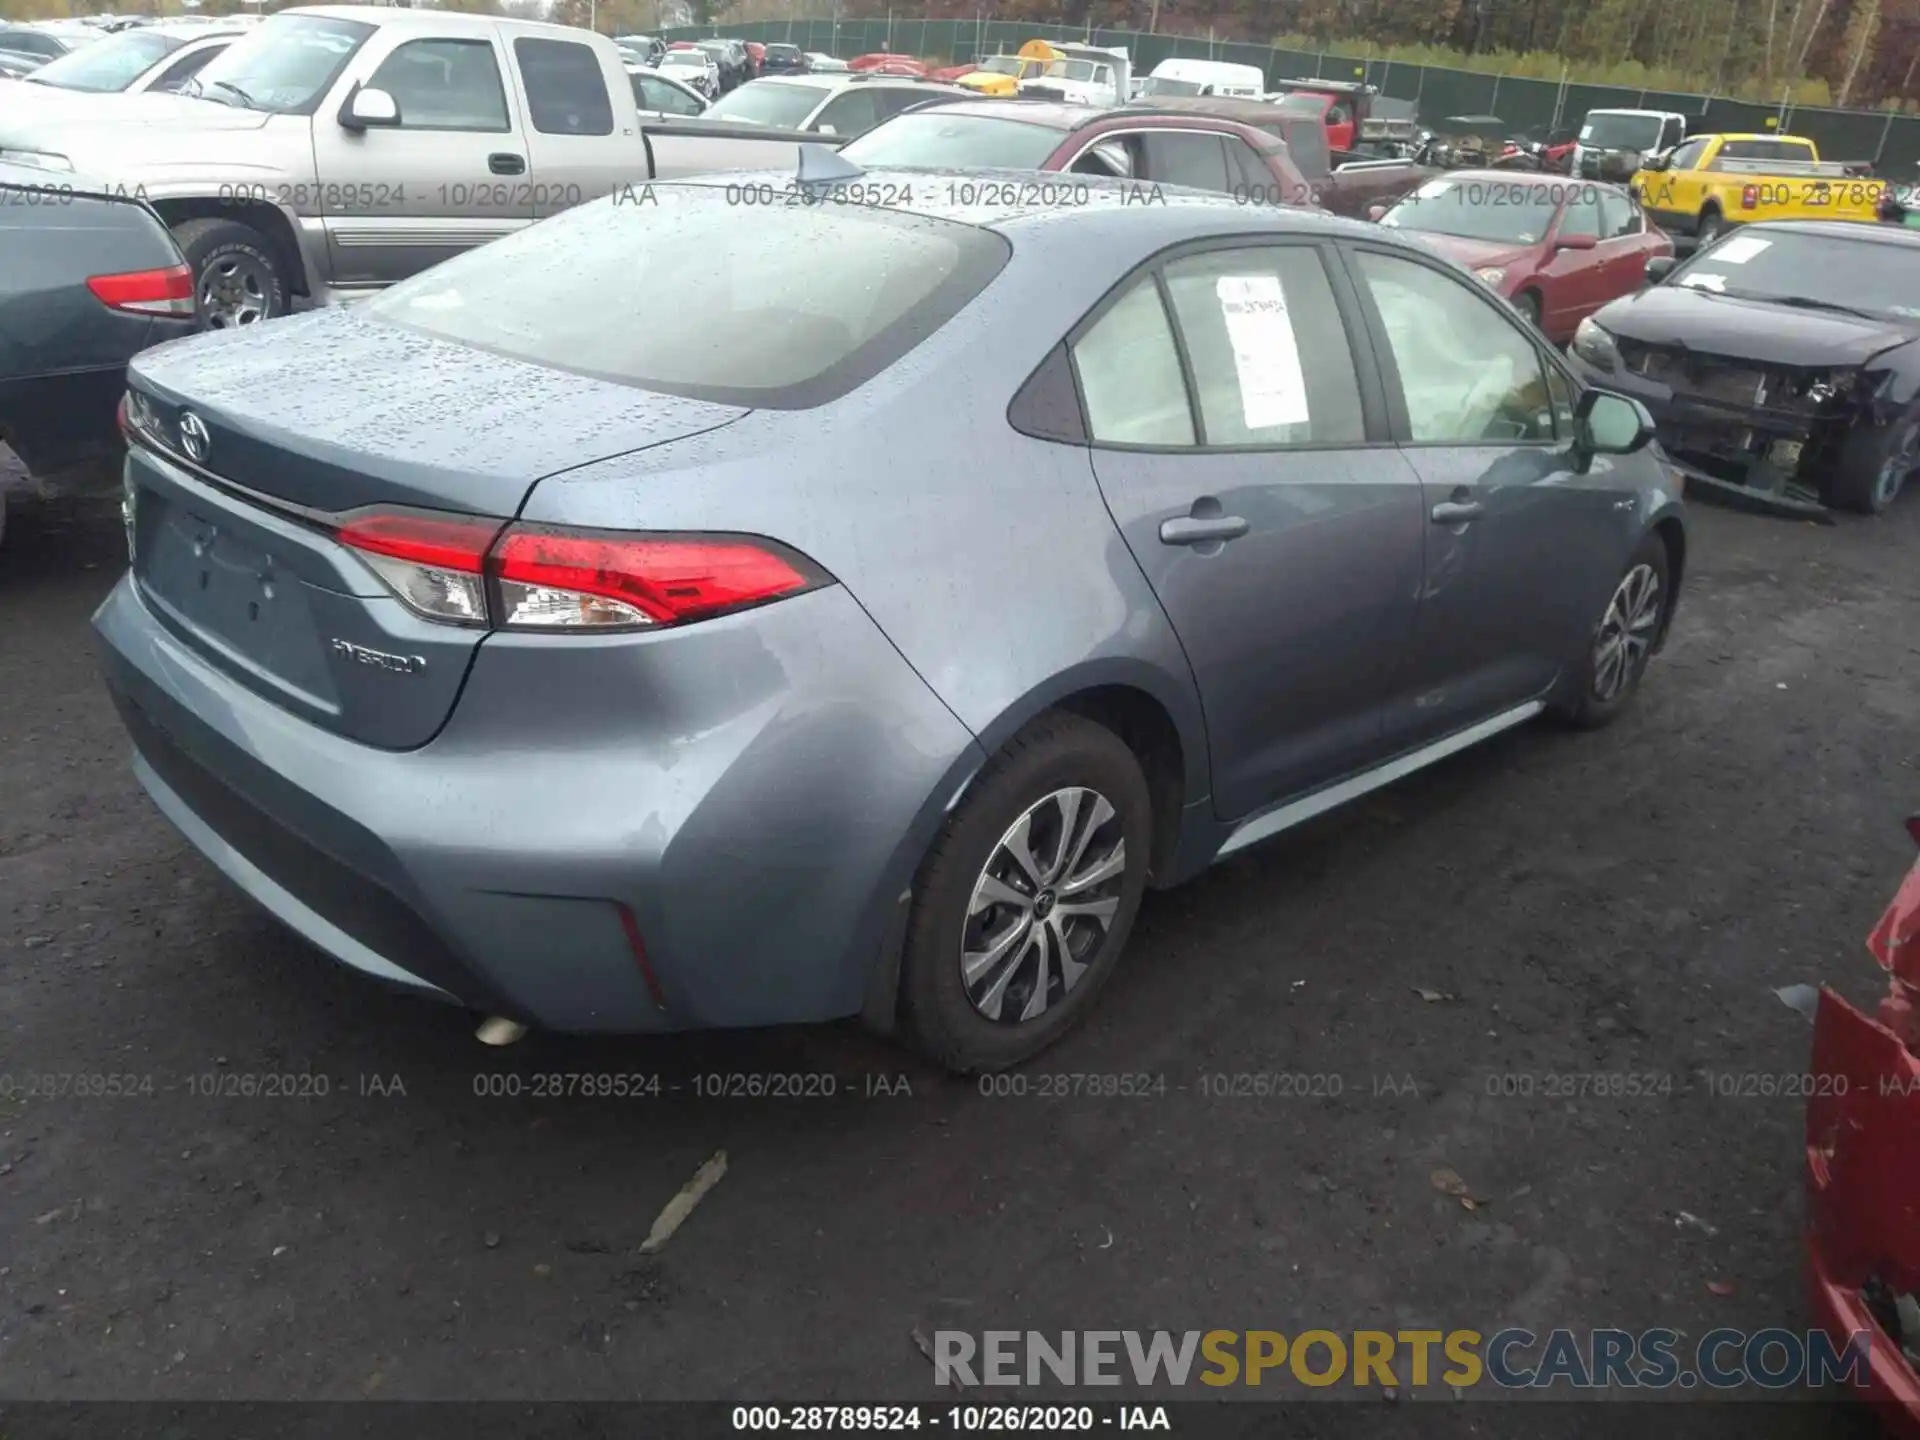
1 475 1917 1434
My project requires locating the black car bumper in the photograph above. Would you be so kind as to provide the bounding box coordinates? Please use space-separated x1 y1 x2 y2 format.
1567 349 1845 518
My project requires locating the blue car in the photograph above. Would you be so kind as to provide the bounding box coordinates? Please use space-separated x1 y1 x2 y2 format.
95 164 1684 1071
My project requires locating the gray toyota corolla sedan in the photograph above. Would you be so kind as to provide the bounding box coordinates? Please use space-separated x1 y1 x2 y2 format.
95 164 1685 1072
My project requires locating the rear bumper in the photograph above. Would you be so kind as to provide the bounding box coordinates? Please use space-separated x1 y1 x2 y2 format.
94 572 983 1033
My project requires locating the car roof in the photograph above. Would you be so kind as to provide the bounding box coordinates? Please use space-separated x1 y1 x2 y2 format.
1127 95 1296 126
1435 168 1627 193
287 5 550 36
892 95 1106 130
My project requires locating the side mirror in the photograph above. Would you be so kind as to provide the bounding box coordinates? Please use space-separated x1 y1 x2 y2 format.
1367 202 1387 222
1575 389 1655 456
1641 153 1671 172
1644 254 1676 284
814 122 837 135
339 84 399 130
1555 231 1597 251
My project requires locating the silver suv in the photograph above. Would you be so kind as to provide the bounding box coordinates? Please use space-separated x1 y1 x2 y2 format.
700 71 964 138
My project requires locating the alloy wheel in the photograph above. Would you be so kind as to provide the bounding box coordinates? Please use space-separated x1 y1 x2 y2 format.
199 255 273 328
1593 562 1662 702
960 786 1128 1024
1876 422 1919 507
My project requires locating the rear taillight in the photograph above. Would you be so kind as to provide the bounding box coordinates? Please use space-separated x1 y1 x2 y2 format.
1741 184 1758 210
87 264 195 317
336 510 497 626
334 508 828 632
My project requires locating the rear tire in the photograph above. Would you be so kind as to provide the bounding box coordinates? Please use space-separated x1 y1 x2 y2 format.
898 713 1152 1073
1827 415 1919 515
173 217 291 330
1695 208 1723 246
1553 534 1671 730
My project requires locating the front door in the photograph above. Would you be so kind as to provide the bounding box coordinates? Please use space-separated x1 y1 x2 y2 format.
1076 240 1425 821
314 30 530 287
1344 244 1622 748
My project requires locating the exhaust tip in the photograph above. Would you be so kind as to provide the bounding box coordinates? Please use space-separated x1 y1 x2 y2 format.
476 1016 528 1047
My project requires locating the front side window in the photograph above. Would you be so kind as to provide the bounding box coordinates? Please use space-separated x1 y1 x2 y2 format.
1161 246 1364 447
151 44 223 92
1140 131 1231 193
367 38 509 131
1557 195 1600 241
1355 250 1555 445
1072 280 1194 447
1665 137 1710 170
512 37 612 136
1598 189 1638 239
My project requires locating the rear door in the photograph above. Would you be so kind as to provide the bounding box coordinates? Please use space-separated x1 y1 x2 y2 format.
1076 239 1425 820
508 30 623 218
1343 242 1626 749
313 28 529 286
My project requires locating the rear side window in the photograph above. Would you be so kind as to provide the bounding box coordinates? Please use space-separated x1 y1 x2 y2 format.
1161 246 1364 447
1071 280 1194 447
513 37 612 135
358 185 1010 408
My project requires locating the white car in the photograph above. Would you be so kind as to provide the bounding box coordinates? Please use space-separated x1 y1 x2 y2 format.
657 45 719 97
805 51 849 72
701 72 963 138
3 22 238 109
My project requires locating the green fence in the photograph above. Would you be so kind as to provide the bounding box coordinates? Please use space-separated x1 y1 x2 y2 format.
665 16 1920 174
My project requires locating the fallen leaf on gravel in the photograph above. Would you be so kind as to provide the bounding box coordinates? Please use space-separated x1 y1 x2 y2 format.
483 1231 501 1249
1676 1211 1719 1237
1412 987 1456 1003
362 1372 384 1396
1707 1280 1737 1297
638 1150 728 1255
1431 1167 1471 1197
32 1208 62 1226
1459 1197 1480 1212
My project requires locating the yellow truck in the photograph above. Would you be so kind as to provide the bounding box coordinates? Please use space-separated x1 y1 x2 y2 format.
1631 132 1886 242
954 39 1061 97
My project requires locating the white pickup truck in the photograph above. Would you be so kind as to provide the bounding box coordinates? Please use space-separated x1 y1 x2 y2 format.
0 5 843 325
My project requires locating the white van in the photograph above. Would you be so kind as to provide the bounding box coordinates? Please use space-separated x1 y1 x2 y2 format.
1136 57 1265 99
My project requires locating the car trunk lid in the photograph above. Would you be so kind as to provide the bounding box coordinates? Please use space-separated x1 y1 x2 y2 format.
124 308 748 749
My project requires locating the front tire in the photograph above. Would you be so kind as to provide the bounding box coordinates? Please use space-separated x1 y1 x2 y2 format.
899 713 1152 1073
1554 534 1670 729
1827 414 1919 515
1512 289 1543 329
173 217 291 330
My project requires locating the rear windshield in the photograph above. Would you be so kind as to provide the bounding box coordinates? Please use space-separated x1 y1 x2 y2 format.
357 184 1011 408
1578 112 1662 150
26 28 179 91
843 111 1062 168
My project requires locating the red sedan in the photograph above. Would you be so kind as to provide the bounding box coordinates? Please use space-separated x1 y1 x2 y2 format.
1371 171 1671 343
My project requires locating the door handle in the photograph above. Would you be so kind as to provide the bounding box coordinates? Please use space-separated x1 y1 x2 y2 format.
489 152 526 175
1430 500 1484 525
1160 515 1249 546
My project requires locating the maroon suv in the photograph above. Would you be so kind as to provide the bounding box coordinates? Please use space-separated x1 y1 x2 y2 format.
837 97 1316 209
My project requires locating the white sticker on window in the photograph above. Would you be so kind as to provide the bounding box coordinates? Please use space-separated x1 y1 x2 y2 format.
1678 272 1727 292
1215 273 1310 430
1709 235 1771 263
1415 178 1453 200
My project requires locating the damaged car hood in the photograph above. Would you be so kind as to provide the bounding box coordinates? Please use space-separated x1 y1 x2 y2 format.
1595 286 1919 369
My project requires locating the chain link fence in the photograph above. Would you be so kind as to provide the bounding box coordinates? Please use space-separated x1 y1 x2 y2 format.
663 16 1920 174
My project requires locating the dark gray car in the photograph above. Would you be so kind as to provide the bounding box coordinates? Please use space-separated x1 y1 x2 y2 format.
1 161 197 550
93 168 1684 1071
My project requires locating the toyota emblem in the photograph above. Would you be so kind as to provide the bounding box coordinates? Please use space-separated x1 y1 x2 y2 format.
177 411 211 464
